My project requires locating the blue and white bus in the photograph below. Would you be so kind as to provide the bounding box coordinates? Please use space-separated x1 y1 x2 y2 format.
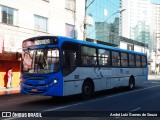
21 36 148 98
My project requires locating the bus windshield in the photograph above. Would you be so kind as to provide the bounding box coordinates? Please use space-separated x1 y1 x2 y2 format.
22 48 60 74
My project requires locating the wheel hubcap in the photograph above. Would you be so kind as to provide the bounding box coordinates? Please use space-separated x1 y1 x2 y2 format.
130 83 133 88
84 86 90 95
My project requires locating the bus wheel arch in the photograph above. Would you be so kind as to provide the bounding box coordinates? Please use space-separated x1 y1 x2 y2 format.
128 75 135 90
82 78 94 99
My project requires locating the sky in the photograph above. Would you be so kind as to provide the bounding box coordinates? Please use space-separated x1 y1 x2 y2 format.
151 0 160 4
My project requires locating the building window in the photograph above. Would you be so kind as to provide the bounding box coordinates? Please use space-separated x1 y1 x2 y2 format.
127 44 134 50
65 0 75 11
65 23 75 38
0 5 18 25
34 15 48 32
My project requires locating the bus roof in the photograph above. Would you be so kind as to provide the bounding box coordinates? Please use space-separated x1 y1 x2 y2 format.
56 36 147 56
23 36 147 56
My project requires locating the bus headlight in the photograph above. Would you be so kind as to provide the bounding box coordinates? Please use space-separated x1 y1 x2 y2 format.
54 79 58 84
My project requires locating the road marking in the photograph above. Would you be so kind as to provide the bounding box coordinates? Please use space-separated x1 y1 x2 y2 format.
0 96 50 106
151 82 160 84
43 84 160 112
2 84 160 120
7 96 39 102
2 118 15 120
130 107 141 112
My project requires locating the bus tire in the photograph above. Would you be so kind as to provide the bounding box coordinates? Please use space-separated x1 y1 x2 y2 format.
82 81 94 99
128 77 135 90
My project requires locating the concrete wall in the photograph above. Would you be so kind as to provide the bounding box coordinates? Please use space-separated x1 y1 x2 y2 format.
0 0 85 52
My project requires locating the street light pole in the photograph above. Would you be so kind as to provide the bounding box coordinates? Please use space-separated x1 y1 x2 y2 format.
83 0 96 40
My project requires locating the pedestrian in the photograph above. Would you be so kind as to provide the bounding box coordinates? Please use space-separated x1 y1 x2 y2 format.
7 68 13 89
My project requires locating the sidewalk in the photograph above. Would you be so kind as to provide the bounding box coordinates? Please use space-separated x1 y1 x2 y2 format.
0 86 20 95
148 75 160 80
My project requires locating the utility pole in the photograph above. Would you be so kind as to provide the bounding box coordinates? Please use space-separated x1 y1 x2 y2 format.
83 0 87 40
83 0 96 40
155 33 160 75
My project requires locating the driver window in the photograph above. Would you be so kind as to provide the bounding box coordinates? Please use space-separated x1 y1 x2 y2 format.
47 49 59 73
62 42 79 76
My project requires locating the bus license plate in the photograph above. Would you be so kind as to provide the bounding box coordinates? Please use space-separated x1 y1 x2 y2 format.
31 88 37 92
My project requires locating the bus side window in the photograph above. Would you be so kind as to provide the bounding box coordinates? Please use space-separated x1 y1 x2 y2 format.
81 46 97 66
121 52 128 67
111 51 120 67
142 56 146 67
136 55 141 67
82 56 88 65
98 49 110 66
63 51 77 66
129 54 135 67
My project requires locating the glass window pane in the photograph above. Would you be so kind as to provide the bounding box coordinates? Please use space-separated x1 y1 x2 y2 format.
98 49 110 66
65 24 75 38
112 51 120 67
65 0 75 11
2 6 7 23
35 15 48 32
121 52 128 67
136 55 141 67
129 54 135 67
1 6 15 25
142 56 146 67
81 46 97 66
8 8 13 25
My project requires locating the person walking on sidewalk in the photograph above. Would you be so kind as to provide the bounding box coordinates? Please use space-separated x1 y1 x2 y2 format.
7 68 13 89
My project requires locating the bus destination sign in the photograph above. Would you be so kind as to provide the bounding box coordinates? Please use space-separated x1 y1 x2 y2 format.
23 38 58 48
35 39 50 45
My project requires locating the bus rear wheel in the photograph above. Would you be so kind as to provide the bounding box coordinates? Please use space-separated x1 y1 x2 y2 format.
82 81 94 99
128 77 135 90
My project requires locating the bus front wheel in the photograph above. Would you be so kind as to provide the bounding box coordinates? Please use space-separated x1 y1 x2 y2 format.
128 77 135 90
82 81 94 99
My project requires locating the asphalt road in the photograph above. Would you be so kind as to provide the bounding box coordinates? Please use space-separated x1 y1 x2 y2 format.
1 79 160 120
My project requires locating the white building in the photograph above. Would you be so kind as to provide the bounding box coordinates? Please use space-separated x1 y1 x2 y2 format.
150 3 160 51
120 0 151 51
0 0 85 53
149 3 160 74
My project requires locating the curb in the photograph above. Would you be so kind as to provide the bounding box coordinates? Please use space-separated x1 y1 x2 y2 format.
148 75 160 80
0 87 20 95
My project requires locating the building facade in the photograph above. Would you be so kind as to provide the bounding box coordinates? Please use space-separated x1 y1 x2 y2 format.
149 3 160 74
121 0 150 49
0 0 85 88
86 0 148 53
86 0 120 45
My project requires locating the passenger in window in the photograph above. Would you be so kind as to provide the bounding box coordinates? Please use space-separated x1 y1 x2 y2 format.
91 57 97 65
50 58 59 72
82 56 88 65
